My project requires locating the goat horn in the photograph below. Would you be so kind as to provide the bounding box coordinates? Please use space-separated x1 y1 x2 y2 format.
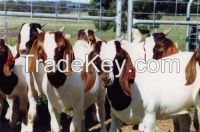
41 24 47 28
37 28 43 33
59 26 65 32
164 28 172 36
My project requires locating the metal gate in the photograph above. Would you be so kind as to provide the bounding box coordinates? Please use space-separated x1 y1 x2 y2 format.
127 0 200 51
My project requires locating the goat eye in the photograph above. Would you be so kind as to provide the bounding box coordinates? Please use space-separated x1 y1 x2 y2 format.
157 46 161 49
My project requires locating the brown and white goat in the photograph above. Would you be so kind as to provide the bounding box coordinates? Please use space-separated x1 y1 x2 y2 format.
0 39 28 129
92 39 200 132
13 23 46 131
74 29 106 131
27 31 85 131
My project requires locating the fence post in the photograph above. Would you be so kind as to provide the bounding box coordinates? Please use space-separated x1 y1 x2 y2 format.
3 0 7 41
31 0 33 21
127 0 133 42
116 0 122 39
186 0 194 51
78 0 80 29
55 0 58 20
99 0 102 37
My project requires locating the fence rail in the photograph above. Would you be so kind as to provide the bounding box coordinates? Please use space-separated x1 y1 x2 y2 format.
0 11 116 21
0 0 122 40
127 0 200 51
0 0 200 51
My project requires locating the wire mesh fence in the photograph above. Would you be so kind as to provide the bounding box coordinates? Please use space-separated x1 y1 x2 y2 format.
0 0 200 51
0 1 200 131
0 0 117 46
129 0 200 50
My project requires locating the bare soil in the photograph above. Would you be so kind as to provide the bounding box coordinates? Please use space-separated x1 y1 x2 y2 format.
89 119 196 132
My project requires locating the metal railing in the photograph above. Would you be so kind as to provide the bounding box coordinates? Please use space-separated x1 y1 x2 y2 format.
127 0 200 51
0 0 122 40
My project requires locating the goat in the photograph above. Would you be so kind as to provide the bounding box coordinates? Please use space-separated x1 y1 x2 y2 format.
123 32 190 132
73 30 106 131
27 31 85 131
0 39 28 129
89 39 200 132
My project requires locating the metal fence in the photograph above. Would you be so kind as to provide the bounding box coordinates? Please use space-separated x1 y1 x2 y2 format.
0 0 200 51
0 0 122 45
127 0 200 51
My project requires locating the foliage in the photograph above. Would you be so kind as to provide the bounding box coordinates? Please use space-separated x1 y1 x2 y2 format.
0 1 73 14
88 0 200 33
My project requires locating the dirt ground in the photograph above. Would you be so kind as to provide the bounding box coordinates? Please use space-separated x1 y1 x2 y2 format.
89 119 196 132
0 100 197 132
121 119 195 132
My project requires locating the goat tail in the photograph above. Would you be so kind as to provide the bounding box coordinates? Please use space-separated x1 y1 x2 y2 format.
185 51 200 85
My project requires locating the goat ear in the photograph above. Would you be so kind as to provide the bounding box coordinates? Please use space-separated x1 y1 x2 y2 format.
15 34 21 59
88 51 95 62
185 50 200 85
120 49 135 83
88 41 102 71
28 40 38 72
114 41 122 54
93 41 102 54
89 41 102 59
63 39 74 76
119 49 135 96
81 63 96 92
195 50 200 58
3 64 12 76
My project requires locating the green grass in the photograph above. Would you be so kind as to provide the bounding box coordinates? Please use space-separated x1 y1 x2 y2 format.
140 15 200 50
0 15 199 50
0 16 115 46
155 25 186 50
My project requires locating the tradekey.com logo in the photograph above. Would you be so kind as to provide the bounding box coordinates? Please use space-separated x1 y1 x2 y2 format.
21 54 181 77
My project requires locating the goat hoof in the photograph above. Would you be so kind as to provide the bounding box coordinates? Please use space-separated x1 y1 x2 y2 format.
21 123 33 132
51 128 61 132
138 123 145 131
28 113 35 123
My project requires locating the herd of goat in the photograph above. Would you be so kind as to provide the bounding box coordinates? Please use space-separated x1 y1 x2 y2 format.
0 23 200 132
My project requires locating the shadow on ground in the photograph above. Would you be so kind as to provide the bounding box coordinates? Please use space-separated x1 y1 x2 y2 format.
0 100 72 132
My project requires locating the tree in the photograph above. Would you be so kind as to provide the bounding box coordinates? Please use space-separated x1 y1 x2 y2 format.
88 0 116 31
88 0 163 33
